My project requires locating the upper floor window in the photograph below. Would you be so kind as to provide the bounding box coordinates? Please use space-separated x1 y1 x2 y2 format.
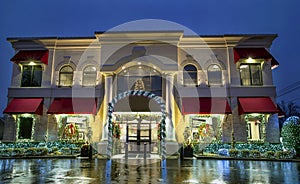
240 63 262 86
59 65 73 87
117 65 162 96
21 65 42 87
183 64 197 86
82 66 97 87
207 64 222 85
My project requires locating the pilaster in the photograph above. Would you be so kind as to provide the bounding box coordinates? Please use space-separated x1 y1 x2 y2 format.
265 114 280 143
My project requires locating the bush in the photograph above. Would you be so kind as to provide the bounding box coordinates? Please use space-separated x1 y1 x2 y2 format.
275 150 295 159
281 116 300 150
240 149 250 158
12 148 25 156
250 150 261 158
264 151 275 159
229 149 239 157
35 148 48 156
204 141 231 154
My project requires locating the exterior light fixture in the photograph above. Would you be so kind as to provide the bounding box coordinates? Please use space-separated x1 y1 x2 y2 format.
28 61 36 65
246 57 255 63
240 65 248 69
212 65 219 69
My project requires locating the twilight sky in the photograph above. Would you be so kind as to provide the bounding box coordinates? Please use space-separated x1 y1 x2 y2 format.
0 0 299 115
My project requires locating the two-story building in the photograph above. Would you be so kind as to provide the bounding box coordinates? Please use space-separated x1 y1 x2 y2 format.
3 31 280 156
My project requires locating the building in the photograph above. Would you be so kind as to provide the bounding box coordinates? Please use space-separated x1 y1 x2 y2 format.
3 31 281 156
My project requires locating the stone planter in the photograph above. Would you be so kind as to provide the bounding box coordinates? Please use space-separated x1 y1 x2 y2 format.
183 147 194 157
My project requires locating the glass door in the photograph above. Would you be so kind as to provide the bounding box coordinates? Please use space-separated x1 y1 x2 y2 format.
126 122 151 154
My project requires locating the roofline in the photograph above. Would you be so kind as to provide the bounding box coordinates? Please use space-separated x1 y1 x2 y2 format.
7 36 96 42
7 33 278 41
184 33 278 38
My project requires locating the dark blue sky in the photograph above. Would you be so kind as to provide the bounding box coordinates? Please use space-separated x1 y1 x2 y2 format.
0 0 299 115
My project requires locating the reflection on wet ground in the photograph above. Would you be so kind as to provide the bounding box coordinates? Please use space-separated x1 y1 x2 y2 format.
0 158 299 183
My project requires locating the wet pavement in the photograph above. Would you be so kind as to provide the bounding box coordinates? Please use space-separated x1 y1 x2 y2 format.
0 158 299 183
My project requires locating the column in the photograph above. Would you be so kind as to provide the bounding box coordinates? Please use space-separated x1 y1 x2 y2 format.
230 97 247 142
165 73 175 141
101 73 113 140
265 114 280 143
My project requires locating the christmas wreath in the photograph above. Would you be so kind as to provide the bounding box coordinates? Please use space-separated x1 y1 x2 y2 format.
64 123 79 139
198 124 207 138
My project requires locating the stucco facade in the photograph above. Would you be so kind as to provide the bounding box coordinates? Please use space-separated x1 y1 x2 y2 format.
3 31 281 156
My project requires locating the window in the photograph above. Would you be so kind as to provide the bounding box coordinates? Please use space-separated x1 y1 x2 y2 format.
83 66 97 87
207 64 222 85
117 65 162 96
21 65 42 87
18 117 34 139
240 64 262 86
183 64 197 86
59 65 73 87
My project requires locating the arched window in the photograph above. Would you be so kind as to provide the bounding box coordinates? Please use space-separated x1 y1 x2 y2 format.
59 65 73 87
183 64 197 86
82 66 97 87
117 65 162 96
207 64 222 85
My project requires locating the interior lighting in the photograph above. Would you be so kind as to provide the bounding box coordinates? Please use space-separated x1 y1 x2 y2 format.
138 62 141 65
122 66 126 70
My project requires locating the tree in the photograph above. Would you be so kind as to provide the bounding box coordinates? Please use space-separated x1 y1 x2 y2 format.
278 100 300 118
277 101 300 132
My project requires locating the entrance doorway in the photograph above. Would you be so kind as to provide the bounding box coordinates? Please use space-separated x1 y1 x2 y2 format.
113 112 161 156
126 121 151 154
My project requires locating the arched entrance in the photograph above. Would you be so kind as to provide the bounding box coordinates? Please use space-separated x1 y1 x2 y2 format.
107 90 167 159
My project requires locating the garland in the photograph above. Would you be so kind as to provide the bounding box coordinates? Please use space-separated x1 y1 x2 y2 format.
244 114 265 123
112 122 121 139
157 123 161 140
64 123 79 139
107 90 167 159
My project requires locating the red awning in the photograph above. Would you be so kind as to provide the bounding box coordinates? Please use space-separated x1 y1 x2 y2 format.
238 97 279 115
234 48 279 68
182 97 232 114
3 98 43 115
10 50 49 65
47 98 97 114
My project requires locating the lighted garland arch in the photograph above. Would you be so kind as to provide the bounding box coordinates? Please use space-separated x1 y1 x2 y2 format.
107 90 167 159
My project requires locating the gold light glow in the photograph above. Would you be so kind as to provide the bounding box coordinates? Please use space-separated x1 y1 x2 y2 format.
246 57 255 63
28 61 36 65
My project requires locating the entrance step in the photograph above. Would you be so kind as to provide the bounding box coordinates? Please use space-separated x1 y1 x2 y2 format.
127 153 151 158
